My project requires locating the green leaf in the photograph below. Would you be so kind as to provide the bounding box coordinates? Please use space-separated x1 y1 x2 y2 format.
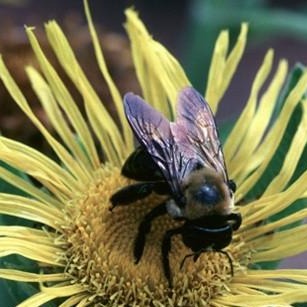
183 0 307 90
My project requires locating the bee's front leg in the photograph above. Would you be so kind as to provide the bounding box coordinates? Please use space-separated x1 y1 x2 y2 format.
110 182 155 210
225 212 242 231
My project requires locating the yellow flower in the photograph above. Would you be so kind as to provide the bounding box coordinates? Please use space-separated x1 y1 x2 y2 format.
0 1 307 306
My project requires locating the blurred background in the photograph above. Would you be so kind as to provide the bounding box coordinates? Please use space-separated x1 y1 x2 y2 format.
0 0 306 297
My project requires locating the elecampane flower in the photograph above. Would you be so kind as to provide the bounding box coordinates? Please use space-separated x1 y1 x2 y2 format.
0 2 307 306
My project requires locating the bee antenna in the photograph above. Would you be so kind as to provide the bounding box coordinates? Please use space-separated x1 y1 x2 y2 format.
228 180 237 193
180 251 201 270
217 250 234 276
180 253 193 270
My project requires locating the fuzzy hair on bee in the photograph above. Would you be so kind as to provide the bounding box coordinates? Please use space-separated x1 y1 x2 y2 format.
110 86 241 287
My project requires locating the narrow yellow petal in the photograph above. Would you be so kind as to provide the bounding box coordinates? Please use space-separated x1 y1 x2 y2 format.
243 208 307 241
25 27 101 170
230 59 288 179
84 0 133 152
206 23 248 113
59 294 89 307
232 279 302 293
26 66 97 173
0 56 91 184
0 193 63 229
246 269 307 283
17 292 58 307
0 269 68 282
236 71 307 199
0 137 78 200
76 297 92 307
125 9 190 118
215 291 307 307
41 23 124 165
206 30 229 112
225 49 274 166
262 103 307 196
0 165 62 208
40 284 85 297
0 226 56 244
0 238 63 266
241 171 307 226
252 225 307 261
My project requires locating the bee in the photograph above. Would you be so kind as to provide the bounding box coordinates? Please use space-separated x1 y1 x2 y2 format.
110 87 241 287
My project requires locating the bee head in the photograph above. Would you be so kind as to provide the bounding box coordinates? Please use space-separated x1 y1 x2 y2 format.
194 183 221 205
181 168 234 219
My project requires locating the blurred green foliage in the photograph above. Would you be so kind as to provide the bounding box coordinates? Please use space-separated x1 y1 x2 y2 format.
183 0 307 91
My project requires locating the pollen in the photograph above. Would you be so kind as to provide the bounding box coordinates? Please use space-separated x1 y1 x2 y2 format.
61 165 243 305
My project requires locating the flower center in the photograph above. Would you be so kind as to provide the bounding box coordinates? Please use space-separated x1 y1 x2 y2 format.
63 165 241 305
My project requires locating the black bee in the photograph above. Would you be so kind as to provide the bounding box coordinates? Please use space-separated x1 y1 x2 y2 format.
110 87 241 287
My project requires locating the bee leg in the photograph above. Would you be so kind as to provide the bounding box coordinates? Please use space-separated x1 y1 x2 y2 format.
161 227 184 288
110 182 154 210
134 202 167 264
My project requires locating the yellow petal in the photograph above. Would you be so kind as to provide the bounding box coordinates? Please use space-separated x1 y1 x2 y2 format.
241 171 307 226
39 23 124 165
0 226 57 244
252 225 307 261
215 291 307 307
84 0 133 152
26 66 97 173
230 59 288 179
225 49 274 166
236 71 307 199
243 209 307 241
206 23 248 113
59 294 89 307
17 292 59 307
0 137 78 200
0 56 91 184
0 269 68 282
0 164 62 208
246 269 307 283
125 8 190 119
262 102 307 196
0 238 63 265
0 193 63 229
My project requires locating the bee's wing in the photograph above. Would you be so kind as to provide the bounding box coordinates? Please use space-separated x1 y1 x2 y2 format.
173 87 228 181
124 93 194 204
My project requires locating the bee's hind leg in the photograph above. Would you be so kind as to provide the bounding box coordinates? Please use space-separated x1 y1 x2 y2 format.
161 226 184 288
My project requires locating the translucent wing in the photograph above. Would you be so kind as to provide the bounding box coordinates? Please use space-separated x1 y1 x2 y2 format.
172 87 228 181
124 93 194 205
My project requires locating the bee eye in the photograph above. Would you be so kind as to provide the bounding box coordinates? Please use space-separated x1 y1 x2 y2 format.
228 179 236 193
195 184 220 205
